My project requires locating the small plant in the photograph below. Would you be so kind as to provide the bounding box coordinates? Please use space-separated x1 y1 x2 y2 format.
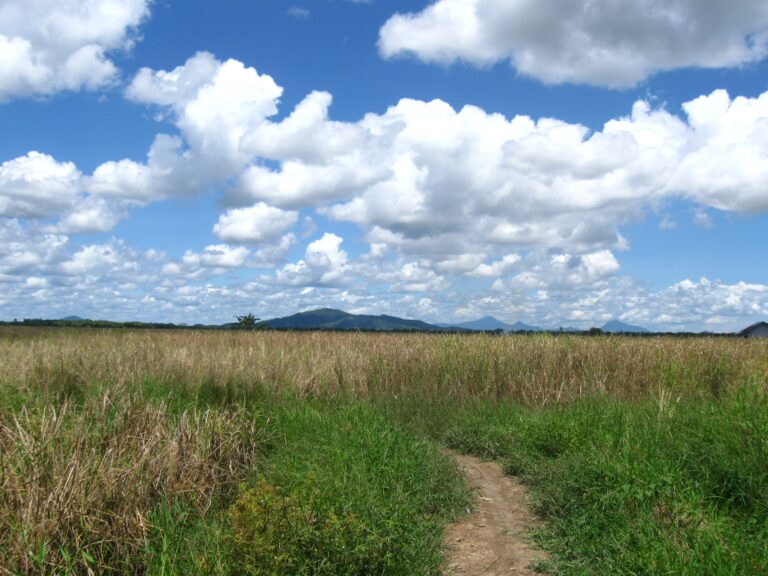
235 313 262 330
226 480 370 575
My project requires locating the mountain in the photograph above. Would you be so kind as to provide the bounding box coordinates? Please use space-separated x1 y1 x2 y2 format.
441 316 543 332
601 320 650 333
265 308 441 331
507 321 544 332
61 315 85 321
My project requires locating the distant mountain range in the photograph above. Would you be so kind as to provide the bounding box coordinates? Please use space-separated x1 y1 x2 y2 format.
600 320 650 333
264 310 656 334
10 310 651 334
438 316 543 332
265 308 441 331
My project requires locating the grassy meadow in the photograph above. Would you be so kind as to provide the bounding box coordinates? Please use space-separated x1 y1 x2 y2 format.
1 327 766 574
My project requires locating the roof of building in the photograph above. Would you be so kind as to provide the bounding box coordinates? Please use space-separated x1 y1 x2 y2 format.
738 321 768 336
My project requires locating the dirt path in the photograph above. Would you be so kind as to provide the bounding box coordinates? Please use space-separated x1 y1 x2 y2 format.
444 453 548 575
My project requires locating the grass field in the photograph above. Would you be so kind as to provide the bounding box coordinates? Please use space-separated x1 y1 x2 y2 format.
1 327 766 574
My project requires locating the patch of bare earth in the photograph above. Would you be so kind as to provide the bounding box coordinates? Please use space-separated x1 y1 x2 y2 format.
444 453 548 575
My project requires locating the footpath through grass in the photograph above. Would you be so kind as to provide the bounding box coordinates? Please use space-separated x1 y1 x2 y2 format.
384 387 768 575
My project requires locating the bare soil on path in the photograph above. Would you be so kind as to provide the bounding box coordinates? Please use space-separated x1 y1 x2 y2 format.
444 453 548 575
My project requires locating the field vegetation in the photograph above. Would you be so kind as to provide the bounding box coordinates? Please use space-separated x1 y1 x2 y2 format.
1 327 766 574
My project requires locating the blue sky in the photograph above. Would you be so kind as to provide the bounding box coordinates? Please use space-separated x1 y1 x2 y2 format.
1 0 768 331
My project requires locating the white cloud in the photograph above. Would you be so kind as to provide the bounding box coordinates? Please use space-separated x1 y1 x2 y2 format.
276 233 348 286
84 55 768 269
317 97 680 258
388 261 446 293
306 233 347 268
659 215 676 230
0 152 81 218
0 221 68 273
378 0 768 87
492 249 620 293
0 0 150 99
60 242 130 275
0 217 765 332
468 254 521 278
55 197 127 233
619 278 768 331
213 203 298 244
127 53 282 169
668 90 768 213
287 7 310 20
88 157 153 200
693 210 715 228
199 245 250 268
89 53 285 204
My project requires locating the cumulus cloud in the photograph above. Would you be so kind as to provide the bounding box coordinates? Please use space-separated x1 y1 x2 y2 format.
0 152 131 234
0 0 150 99
60 244 120 275
0 222 68 275
276 233 349 286
213 203 298 244
197 245 251 268
88 53 285 204
499 249 620 292
317 97 675 259
386 261 446 293
0 213 765 332
668 90 768 213
467 254 521 278
0 152 81 218
55 197 128 233
232 87 768 268
82 54 768 266
378 0 768 87
127 53 282 168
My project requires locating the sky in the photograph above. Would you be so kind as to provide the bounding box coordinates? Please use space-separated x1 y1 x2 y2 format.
1 0 768 331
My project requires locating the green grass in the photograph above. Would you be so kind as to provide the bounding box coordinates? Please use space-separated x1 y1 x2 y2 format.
140 398 469 576
385 387 768 575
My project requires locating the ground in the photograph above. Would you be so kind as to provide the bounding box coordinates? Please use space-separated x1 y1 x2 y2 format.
444 453 548 575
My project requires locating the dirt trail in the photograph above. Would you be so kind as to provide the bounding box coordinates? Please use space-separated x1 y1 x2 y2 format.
444 453 548 575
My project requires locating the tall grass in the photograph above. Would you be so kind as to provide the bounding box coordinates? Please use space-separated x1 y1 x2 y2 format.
2 328 765 403
1 327 766 574
0 385 266 574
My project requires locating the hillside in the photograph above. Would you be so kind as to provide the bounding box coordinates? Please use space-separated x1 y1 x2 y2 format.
443 316 543 332
265 308 441 331
601 320 650 333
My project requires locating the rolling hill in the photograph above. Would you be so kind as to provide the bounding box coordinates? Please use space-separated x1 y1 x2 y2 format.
441 316 543 332
265 308 441 331
601 320 650 333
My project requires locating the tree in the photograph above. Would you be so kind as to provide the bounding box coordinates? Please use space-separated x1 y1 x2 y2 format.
235 313 261 330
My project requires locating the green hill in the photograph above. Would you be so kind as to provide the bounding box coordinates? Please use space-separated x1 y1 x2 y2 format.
265 308 440 331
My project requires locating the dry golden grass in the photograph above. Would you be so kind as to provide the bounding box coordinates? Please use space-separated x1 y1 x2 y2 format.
1 327 765 403
0 329 271 574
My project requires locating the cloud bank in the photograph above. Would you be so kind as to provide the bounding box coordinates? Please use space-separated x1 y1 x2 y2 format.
2 52 768 329
379 0 768 87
